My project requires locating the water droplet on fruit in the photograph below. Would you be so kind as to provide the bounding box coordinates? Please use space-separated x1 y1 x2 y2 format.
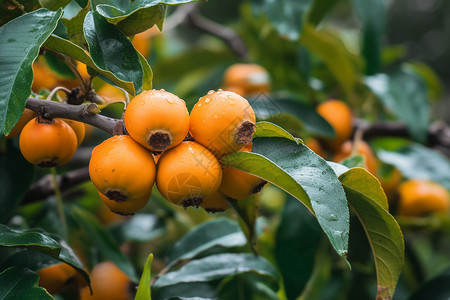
204 98 211 103
229 100 235 106
214 114 218 118
217 89 223 92
197 103 202 107
166 97 175 104
207 90 215 95
139 101 144 105
160 89 166 92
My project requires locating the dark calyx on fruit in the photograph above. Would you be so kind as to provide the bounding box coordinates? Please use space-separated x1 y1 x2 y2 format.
235 121 256 145
148 131 171 151
105 190 128 202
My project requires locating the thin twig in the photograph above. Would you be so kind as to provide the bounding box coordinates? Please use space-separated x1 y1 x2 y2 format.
46 86 72 101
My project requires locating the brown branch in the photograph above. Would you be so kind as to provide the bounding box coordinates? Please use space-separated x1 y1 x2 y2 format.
22 167 90 205
185 7 248 60
26 97 125 135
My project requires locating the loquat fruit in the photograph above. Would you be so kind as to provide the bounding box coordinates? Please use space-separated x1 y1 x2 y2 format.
332 140 378 175
223 63 270 96
38 263 76 295
200 190 231 213
316 100 353 150
88 135 156 213
61 119 86 146
189 90 256 158
19 117 78 167
156 141 222 207
124 89 190 151
398 179 449 217
80 261 134 300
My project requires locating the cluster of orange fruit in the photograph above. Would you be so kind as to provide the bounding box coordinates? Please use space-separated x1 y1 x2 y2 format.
89 88 266 215
309 99 450 217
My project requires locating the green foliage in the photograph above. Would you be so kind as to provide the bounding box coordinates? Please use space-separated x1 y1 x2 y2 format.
135 253 153 300
0 267 52 300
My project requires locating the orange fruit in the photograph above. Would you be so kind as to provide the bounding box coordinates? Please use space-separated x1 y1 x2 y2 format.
223 63 270 96
132 25 161 58
156 141 222 207
38 263 76 294
61 119 85 146
124 89 190 151
332 140 378 175
189 90 256 158
80 261 133 300
6 108 36 138
316 100 353 150
200 190 231 213
19 118 78 167
96 84 126 103
398 179 450 216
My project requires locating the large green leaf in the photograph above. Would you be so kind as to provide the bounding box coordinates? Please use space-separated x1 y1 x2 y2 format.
223 137 350 259
227 196 259 253
338 168 404 300
365 69 429 142
69 206 138 281
253 121 301 143
168 219 247 263
275 195 322 300
135 253 153 300
216 274 279 300
249 96 335 138
0 225 60 256
0 8 62 135
300 23 358 98
377 143 450 190
0 267 52 300
43 35 136 94
38 0 71 10
0 140 35 223
83 11 144 94
153 253 279 288
62 6 88 48
352 0 386 75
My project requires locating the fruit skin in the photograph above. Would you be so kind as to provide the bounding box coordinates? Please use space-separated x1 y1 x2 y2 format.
61 118 85 146
223 63 270 96
6 108 36 138
80 261 133 300
19 118 78 167
398 179 450 216
333 140 378 175
200 191 231 213
124 89 190 151
38 263 76 295
189 90 256 158
97 190 151 216
89 135 156 206
316 100 353 150
156 141 222 207
219 143 267 200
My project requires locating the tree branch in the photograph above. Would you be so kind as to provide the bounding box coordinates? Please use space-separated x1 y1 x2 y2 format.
185 7 248 60
26 97 124 135
22 167 90 205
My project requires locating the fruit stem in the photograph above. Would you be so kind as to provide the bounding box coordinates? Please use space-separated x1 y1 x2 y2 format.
50 167 68 238
46 86 72 101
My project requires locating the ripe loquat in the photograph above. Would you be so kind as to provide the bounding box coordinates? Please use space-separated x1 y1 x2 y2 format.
97 190 151 216
200 190 231 213
156 141 222 207
61 119 85 146
6 108 36 138
80 261 133 300
332 140 378 175
398 179 449 217
189 90 256 158
38 263 76 295
223 63 270 96
88 135 156 213
316 100 353 150
19 117 78 167
124 89 190 151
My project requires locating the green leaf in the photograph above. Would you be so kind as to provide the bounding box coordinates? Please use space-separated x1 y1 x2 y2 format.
43 35 136 94
275 195 322 300
340 155 365 170
138 50 153 91
255 0 313 40
38 0 71 10
406 61 443 102
69 206 138 282
0 267 52 300
227 196 259 253
83 11 144 94
249 96 335 138
254 121 301 143
300 24 358 98
153 253 279 288
339 168 404 299
135 253 153 300
223 137 350 259
0 140 35 223
44 52 76 79
365 69 429 142
62 6 88 48
217 274 279 300
377 143 450 190
352 0 386 75
307 0 338 26
0 224 61 256
110 214 164 243
168 219 247 263
94 0 199 36
0 8 62 135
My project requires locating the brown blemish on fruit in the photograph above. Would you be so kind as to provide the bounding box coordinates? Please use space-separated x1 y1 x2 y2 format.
235 120 256 145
